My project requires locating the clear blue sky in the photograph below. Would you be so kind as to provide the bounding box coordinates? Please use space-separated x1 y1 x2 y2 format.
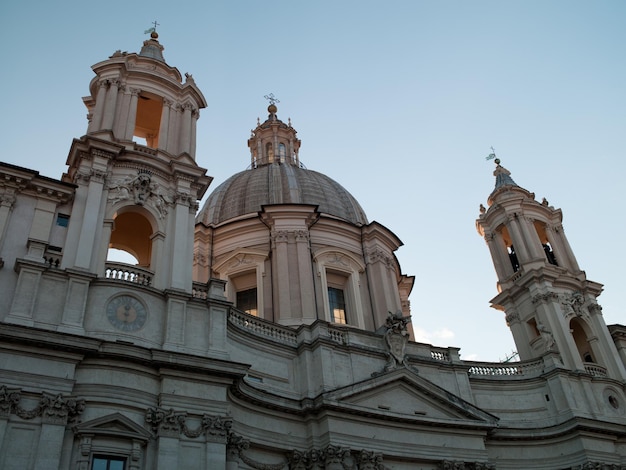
1 1 624 361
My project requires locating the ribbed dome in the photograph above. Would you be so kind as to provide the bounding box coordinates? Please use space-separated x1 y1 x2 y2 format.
197 163 368 226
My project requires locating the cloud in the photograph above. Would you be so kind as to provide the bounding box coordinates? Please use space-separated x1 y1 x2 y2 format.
412 327 455 345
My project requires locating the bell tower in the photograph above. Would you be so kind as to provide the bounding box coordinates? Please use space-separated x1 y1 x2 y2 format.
60 31 211 292
476 158 626 381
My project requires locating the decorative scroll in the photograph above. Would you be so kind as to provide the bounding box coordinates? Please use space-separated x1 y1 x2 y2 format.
0 385 85 424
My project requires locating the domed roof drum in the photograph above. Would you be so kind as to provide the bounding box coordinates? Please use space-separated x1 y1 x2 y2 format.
198 105 368 226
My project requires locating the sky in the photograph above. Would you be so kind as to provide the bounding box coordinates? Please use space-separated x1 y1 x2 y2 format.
1 1 624 361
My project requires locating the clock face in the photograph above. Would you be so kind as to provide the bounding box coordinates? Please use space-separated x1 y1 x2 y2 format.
106 295 147 331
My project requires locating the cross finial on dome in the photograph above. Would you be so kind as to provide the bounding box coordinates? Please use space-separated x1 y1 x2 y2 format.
144 20 160 38
264 93 280 105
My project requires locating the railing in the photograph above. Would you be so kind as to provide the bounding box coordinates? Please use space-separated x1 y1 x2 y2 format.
467 358 544 378
583 362 608 377
228 309 298 345
328 327 347 345
104 262 153 286
430 349 450 362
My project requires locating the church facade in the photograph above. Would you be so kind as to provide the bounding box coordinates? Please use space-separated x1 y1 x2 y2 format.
0 33 624 470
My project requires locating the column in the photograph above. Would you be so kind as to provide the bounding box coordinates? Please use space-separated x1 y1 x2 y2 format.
190 108 198 159
158 99 172 151
518 216 544 260
101 79 120 130
26 198 57 260
89 79 109 132
75 171 106 270
206 442 227 469
295 230 316 322
34 423 65 470
169 196 192 291
0 189 16 252
156 436 180 470
485 231 511 280
179 103 192 155
506 215 530 262
124 88 141 140
273 231 291 322
550 224 580 272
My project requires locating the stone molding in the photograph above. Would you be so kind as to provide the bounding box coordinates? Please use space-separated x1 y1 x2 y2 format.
0 385 85 425
144 407 232 442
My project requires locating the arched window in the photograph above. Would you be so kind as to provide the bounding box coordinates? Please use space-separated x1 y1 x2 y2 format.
265 143 274 162
278 143 287 163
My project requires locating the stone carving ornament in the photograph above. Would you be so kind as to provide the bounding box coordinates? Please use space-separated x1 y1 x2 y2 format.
108 172 173 218
145 406 232 442
382 311 412 372
0 385 85 424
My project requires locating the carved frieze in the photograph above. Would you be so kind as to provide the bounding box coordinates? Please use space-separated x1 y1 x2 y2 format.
440 461 495 470
531 292 559 305
145 406 232 442
108 172 175 218
365 248 392 267
0 385 85 424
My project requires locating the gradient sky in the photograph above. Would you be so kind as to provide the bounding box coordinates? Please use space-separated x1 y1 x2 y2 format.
1 1 624 361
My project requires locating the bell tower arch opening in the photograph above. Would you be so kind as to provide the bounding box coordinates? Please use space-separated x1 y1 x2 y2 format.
533 221 558 266
134 92 163 148
108 208 155 268
570 317 595 364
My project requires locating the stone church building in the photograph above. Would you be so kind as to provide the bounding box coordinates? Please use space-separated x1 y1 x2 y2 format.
0 32 624 469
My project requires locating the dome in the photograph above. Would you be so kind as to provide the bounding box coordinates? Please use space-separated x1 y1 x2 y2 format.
198 163 368 226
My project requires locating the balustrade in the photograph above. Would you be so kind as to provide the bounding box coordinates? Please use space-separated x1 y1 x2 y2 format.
583 362 608 377
467 358 544 378
104 262 153 286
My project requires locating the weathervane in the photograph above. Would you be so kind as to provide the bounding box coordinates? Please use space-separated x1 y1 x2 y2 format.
486 146 500 164
144 20 160 35
264 93 280 105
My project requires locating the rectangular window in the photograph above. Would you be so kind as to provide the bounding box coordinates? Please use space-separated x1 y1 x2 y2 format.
56 214 70 227
328 287 347 324
92 456 126 470
237 288 258 316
